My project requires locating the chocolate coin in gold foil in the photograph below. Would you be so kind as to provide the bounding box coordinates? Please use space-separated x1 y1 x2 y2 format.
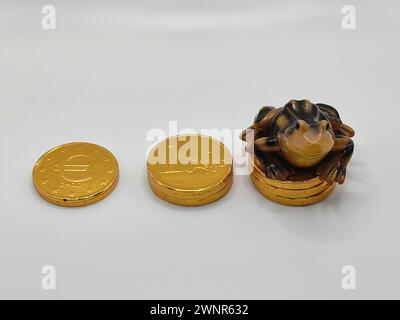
250 155 335 206
33 142 119 207
147 135 233 206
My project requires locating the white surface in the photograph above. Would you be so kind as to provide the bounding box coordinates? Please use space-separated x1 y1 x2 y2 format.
1 0 399 299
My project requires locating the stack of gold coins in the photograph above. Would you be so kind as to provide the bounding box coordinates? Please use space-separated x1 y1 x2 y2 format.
147 134 233 206
250 156 336 206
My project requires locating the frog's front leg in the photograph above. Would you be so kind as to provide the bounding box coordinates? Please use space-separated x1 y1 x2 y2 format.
253 137 295 180
316 136 354 184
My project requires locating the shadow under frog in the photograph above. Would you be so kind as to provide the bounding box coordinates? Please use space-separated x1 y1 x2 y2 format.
241 99 355 184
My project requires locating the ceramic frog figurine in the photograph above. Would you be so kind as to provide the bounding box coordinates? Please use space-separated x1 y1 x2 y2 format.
241 99 355 184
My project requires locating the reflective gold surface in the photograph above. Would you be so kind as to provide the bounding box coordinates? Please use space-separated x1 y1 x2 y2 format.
250 155 335 206
147 135 233 206
33 142 119 207
251 156 324 189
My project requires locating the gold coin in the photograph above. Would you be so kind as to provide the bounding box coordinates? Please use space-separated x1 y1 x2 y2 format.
147 135 233 206
251 173 336 206
251 156 323 189
249 155 336 206
250 171 329 198
33 142 119 207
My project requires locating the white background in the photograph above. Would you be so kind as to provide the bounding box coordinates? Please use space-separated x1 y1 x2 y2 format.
1 0 399 299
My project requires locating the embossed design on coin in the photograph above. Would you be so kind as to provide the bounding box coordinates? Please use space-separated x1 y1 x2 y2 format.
60 155 94 182
33 142 119 207
147 135 233 206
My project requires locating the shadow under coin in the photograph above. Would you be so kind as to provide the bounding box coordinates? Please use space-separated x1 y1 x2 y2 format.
253 183 373 244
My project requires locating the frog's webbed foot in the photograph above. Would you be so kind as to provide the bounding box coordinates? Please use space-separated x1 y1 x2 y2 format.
316 135 354 184
253 137 294 180
256 152 295 181
265 161 295 181
316 160 347 184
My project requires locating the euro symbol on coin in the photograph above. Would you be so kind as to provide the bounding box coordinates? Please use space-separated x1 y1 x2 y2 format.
60 155 93 183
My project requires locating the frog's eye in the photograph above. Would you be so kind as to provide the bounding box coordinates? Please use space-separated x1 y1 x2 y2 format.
295 120 308 132
319 120 330 130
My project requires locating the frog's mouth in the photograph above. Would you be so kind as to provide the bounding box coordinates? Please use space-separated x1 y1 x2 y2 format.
278 129 334 167
291 149 327 160
282 146 331 168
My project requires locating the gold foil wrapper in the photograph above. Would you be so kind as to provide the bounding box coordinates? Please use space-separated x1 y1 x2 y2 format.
250 156 335 206
33 142 119 207
147 135 233 206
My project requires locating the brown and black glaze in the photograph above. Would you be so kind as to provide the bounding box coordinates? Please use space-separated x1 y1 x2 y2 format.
241 99 355 184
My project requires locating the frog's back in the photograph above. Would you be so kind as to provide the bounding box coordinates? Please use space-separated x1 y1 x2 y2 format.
280 100 327 128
